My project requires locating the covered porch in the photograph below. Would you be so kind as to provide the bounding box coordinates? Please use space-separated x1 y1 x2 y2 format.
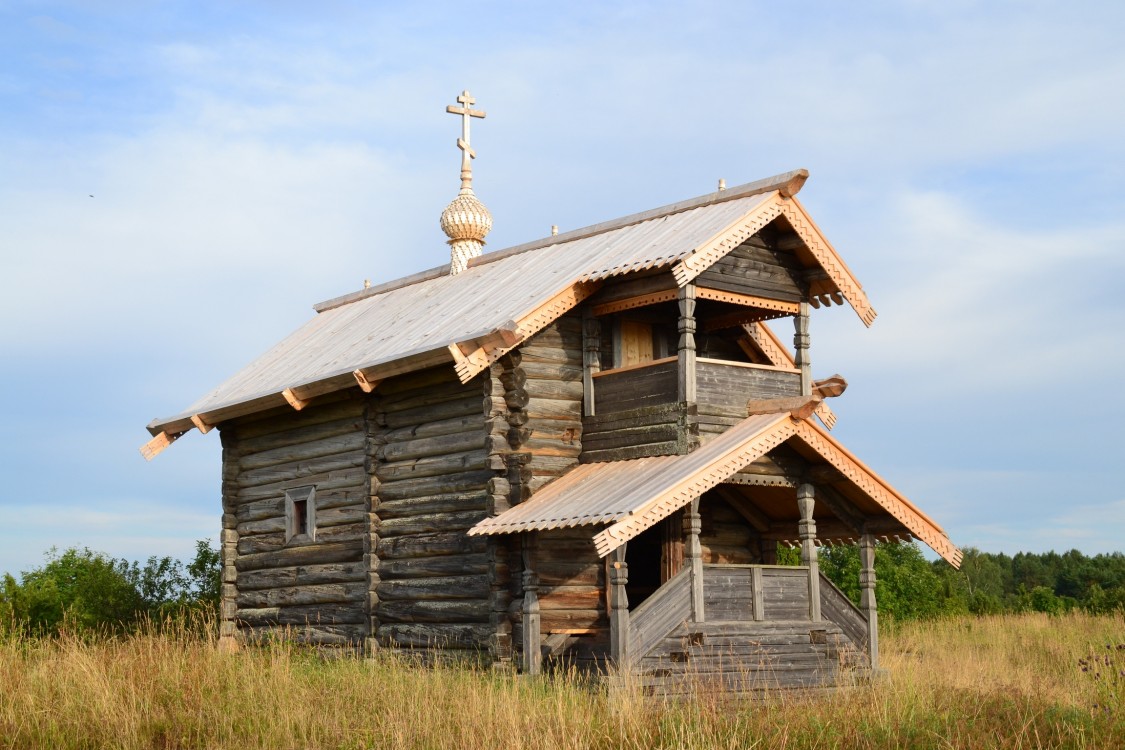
468 411 961 690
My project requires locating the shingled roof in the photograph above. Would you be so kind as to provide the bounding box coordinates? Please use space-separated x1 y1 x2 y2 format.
146 169 875 444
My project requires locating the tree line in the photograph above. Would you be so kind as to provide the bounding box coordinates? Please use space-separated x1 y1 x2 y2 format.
813 543 1125 620
2 541 1124 635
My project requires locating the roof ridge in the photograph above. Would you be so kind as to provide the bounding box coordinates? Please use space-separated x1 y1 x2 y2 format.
313 169 808 313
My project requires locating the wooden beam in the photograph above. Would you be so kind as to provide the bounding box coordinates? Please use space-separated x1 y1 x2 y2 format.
592 289 677 316
813 374 847 399
746 394 823 420
190 415 212 434
703 308 792 332
281 388 309 411
352 370 381 393
696 287 802 313
139 430 187 461
811 482 869 536
714 486 771 533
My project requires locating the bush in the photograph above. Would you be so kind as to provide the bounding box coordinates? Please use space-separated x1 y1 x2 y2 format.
0 541 220 636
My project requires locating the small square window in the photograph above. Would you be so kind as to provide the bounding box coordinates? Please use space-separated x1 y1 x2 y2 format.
285 486 316 543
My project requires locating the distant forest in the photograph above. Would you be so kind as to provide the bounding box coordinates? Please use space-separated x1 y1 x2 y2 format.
2 542 1123 636
813 543 1125 621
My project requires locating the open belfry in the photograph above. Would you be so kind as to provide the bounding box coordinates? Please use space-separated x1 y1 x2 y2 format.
143 91 960 695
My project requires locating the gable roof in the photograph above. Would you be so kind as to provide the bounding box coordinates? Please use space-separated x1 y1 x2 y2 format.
468 412 961 567
145 169 876 446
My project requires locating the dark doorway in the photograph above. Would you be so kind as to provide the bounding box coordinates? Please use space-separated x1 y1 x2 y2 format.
625 524 663 609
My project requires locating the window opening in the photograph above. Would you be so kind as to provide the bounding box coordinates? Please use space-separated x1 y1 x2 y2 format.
285 486 316 543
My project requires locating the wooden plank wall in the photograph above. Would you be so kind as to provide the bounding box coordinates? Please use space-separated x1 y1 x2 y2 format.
223 389 369 646
581 402 693 463
696 362 800 410
695 235 805 302
369 366 494 652
593 359 678 413
761 567 811 620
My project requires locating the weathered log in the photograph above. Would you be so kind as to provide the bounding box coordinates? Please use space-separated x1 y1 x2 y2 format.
235 603 365 626
376 396 484 429
239 431 366 472
376 491 489 520
235 468 365 503
376 510 487 538
238 562 367 591
376 365 461 396
524 398 582 420
381 414 485 444
377 531 488 560
236 416 365 457
376 430 486 463
376 623 492 649
235 540 363 572
237 522 364 555
377 599 492 624
525 379 583 402
375 574 490 601
240 623 366 646
537 587 603 610
238 452 365 489
518 345 583 366
236 582 367 609
230 394 365 441
521 440 581 459
375 449 488 482
377 552 490 580
375 470 493 501
521 361 583 383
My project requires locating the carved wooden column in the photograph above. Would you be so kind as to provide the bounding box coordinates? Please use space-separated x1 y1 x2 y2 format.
797 483 821 621
860 533 879 669
521 532 542 675
794 301 811 396
609 545 631 667
678 284 697 404
684 497 704 622
582 309 600 417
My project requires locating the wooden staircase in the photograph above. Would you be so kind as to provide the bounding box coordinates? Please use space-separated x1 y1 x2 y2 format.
637 619 856 697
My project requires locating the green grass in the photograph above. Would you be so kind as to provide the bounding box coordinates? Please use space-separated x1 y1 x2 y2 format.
0 613 1122 749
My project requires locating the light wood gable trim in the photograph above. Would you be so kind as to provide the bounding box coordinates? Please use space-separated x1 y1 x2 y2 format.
592 414 797 557
779 197 877 327
790 419 962 567
744 322 837 430
695 288 801 314
671 191 787 286
450 280 602 383
592 289 678 316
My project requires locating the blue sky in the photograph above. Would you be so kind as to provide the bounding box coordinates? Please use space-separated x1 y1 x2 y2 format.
2 1 1123 576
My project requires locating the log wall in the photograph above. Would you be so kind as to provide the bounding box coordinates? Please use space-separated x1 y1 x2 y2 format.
521 315 585 494
695 235 805 302
222 389 369 646
370 366 493 653
699 496 760 565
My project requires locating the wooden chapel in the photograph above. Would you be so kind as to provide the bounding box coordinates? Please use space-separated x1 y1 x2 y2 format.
143 91 961 695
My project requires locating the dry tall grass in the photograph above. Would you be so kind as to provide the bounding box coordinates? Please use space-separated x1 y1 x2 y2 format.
0 613 1121 749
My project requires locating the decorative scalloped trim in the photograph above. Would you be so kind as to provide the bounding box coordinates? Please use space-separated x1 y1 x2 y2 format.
592 417 797 556
791 421 962 567
778 199 878 327
452 281 600 383
671 194 786 286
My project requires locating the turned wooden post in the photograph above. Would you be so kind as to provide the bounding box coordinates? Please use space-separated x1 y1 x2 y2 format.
582 308 600 417
609 544 631 667
521 532 542 675
797 483 821 621
860 532 879 669
678 284 697 403
794 301 811 397
684 497 704 622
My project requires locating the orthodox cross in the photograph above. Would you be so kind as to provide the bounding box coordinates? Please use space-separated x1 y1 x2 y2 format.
446 90 486 191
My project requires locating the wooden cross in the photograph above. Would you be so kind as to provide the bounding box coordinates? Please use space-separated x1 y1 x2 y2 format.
446 90 486 189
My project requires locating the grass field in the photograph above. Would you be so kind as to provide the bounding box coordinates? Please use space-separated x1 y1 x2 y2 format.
0 613 1121 749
